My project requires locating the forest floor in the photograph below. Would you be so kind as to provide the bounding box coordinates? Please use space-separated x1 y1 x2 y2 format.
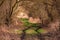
0 24 60 40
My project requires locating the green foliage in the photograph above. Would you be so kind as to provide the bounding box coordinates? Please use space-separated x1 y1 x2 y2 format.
20 18 29 22
30 23 39 27
25 29 38 35
20 18 39 27
20 18 30 26
19 18 46 34
37 29 46 33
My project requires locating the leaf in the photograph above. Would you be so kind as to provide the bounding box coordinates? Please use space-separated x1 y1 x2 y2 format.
20 18 29 22
25 29 38 35
20 18 40 27
31 23 39 27
37 29 46 34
